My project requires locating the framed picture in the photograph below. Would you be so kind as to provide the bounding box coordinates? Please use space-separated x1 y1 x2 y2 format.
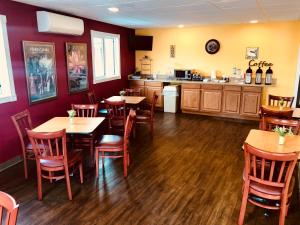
246 47 259 60
66 43 88 93
23 41 58 105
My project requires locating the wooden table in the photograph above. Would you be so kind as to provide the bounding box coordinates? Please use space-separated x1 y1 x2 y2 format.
33 117 105 134
245 129 300 159
106 96 145 105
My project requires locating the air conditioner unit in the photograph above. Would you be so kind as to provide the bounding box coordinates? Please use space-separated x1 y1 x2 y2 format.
36 11 84 36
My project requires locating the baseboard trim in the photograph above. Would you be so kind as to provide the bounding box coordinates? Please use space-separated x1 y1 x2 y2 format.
0 156 22 172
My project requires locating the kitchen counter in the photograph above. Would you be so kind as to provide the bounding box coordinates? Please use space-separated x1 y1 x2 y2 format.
129 77 267 121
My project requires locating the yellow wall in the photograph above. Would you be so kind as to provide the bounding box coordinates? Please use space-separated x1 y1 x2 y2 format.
136 21 300 103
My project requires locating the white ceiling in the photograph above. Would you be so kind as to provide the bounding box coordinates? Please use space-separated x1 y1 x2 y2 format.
14 0 300 28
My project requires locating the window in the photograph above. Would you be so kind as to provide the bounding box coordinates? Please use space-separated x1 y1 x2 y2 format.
91 30 121 83
0 15 16 104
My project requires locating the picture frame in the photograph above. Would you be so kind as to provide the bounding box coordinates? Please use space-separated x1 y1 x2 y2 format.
246 47 259 60
66 43 88 94
23 41 58 105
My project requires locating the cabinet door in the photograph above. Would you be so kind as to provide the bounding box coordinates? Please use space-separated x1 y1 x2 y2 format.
181 88 200 111
240 92 261 116
200 90 222 112
222 91 241 114
145 86 163 107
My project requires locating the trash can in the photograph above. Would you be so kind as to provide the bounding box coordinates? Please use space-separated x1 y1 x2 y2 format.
163 85 179 113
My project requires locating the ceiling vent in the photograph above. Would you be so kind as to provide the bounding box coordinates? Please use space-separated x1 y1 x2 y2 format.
36 11 84 36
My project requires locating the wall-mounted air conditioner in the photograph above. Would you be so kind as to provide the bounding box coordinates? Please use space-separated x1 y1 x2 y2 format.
36 11 84 36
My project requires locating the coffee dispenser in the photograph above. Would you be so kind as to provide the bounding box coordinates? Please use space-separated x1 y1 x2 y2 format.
255 67 262 84
265 67 273 85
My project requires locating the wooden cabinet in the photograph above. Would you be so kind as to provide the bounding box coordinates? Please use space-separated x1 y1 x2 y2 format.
145 81 163 108
240 87 262 116
181 84 201 111
200 85 222 112
129 80 145 96
240 92 261 116
222 86 242 114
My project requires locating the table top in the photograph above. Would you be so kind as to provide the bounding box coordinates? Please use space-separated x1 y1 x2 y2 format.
33 117 105 134
106 96 146 104
245 129 300 159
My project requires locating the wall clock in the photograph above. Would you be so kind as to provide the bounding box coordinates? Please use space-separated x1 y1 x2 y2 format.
205 39 220 54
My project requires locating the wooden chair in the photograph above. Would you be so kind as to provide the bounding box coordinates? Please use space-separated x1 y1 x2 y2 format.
125 88 141 96
27 129 83 200
11 109 34 179
238 143 298 225
262 117 300 135
259 106 294 130
105 99 126 134
71 104 99 161
87 91 108 116
269 94 294 108
0 191 19 225
95 109 136 178
135 92 158 136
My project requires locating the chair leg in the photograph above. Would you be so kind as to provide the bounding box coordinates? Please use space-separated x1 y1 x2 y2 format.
64 167 73 200
95 149 99 178
36 164 43 201
23 156 28 179
79 162 83 184
90 139 94 165
49 171 53 183
238 185 249 225
150 121 154 137
279 198 287 225
101 151 105 167
127 152 130 166
123 156 127 177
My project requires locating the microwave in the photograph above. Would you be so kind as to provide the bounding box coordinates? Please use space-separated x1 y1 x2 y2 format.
174 69 192 80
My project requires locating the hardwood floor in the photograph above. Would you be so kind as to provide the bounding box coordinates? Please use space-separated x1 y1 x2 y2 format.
1 112 300 225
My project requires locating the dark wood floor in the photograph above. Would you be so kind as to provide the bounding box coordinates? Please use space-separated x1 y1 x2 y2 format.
1 112 300 225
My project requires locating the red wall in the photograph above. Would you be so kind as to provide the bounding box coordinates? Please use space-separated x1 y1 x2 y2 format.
0 0 135 164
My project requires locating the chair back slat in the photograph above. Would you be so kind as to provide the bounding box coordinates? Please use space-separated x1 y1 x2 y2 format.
269 161 275 182
268 95 294 108
0 192 19 225
11 109 33 148
262 117 300 135
244 143 298 188
72 104 98 118
27 129 67 162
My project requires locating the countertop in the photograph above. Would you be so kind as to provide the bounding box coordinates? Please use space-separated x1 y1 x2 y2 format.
128 77 276 87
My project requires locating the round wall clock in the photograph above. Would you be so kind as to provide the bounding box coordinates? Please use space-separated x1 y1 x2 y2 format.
205 39 220 54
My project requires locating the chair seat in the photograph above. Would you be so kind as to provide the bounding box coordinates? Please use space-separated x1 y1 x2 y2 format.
136 110 151 121
98 135 123 147
250 177 295 196
111 120 125 127
40 150 83 168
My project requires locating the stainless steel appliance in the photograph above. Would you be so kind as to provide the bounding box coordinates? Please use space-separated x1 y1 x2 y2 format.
174 69 191 80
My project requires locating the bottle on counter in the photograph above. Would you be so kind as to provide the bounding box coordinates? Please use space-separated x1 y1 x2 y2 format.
255 67 262 84
265 67 273 85
245 67 252 84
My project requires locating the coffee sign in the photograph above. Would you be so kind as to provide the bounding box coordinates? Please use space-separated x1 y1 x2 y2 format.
249 59 273 68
